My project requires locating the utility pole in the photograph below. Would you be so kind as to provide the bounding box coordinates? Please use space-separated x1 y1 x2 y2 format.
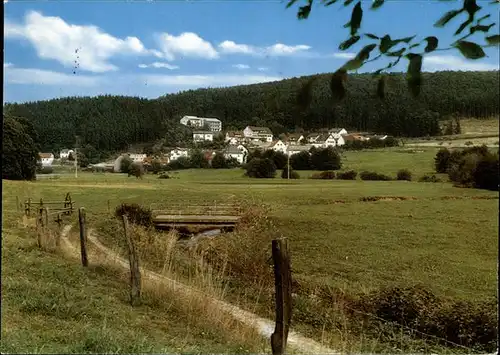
287 151 290 180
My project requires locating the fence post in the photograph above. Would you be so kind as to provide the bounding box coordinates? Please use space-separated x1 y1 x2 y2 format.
27 198 32 216
55 212 62 247
78 208 88 267
122 215 141 306
44 207 49 227
39 198 44 215
16 196 20 212
270 238 292 355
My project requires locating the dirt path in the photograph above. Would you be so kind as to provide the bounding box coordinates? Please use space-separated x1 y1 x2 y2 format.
59 225 338 355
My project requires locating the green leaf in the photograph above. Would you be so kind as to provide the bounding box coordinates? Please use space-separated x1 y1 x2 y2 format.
464 0 481 17
298 0 313 19
477 14 491 23
323 0 340 5
455 40 486 59
339 36 361 50
296 77 317 111
424 36 439 52
371 0 384 9
455 18 474 35
343 21 351 28
330 69 347 101
485 34 500 45
342 59 364 71
364 33 379 39
409 43 420 49
380 35 415 54
286 0 300 9
350 2 363 36
344 0 356 5
471 23 495 33
406 53 423 97
376 75 386 99
434 9 463 27
356 43 377 61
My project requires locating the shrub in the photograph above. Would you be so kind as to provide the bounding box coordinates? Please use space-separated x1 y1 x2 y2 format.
189 149 209 169
472 152 499 191
211 153 228 169
434 148 451 173
120 156 133 173
360 171 392 181
290 151 311 170
310 147 342 171
396 169 412 181
37 166 54 174
226 157 240 168
262 150 287 170
167 156 191 170
337 170 357 180
245 158 276 178
281 165 300 179
310 171 335 179
128 162 145 178
158 172 170 179
419 174 442 183
115 203 152 228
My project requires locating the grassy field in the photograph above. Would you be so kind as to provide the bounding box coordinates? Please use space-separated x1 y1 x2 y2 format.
3 147 498 353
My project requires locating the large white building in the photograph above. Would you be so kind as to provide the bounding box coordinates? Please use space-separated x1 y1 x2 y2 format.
243 126 273 142
180 115 222 132
193 131 214 142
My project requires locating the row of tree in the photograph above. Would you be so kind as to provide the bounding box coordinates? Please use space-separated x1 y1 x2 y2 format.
3 71 498 160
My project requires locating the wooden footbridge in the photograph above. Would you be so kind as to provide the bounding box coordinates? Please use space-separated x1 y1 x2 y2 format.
151 202 243 231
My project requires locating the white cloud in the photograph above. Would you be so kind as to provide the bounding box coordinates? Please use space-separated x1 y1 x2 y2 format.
4 62 13 68
4 66 102 86
218 40 312 57
331 52 356 59
232 64 250 70
424 55 499 72
138 62 179 70
5 11 150 72
257 67 268 71
142 74 282 87
156 32 219 61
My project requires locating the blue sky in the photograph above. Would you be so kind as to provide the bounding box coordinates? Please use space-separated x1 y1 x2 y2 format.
4 0 499 103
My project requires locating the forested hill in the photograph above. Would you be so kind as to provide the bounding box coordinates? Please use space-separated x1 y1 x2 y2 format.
3 70 499 154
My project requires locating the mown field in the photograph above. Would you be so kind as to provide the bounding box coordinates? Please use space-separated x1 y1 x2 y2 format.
2 147 498 353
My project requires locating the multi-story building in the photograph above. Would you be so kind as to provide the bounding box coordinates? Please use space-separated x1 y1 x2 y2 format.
180 115 222 132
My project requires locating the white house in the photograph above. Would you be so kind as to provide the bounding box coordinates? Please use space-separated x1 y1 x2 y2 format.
243 126 273 143
224 145 247 164
269 140 288 154
313 133 337 148
306 133 322 144
193 131 214 142
39 153 54 166
287 145 312 156
129 153 147 163
286 133 305 145
169 148 190 161
180 115 222 132
330 128 348 136
59 149 74 159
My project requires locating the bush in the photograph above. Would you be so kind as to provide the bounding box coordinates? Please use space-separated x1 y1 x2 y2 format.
120 156 133 173
337 170 357 180
396 169 412 181
434 148 451 173
226 157 240 168
167 156 191 170
290 151 312 170
211 153 228 169
311 171 335 179
360 171 392 181
128 162 145 178
310 147 342 171
419 174 442 183
472 152 499 191
245 158 276 178
37 166 54 174
158 172 170 179
115 203 152 228
281 165 300 179
262 150 287 170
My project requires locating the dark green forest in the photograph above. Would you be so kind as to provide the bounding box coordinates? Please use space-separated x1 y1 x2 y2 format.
3 70 499 156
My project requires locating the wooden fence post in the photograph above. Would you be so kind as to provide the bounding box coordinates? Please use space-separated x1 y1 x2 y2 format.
270 238 292 355
55 212 62 247
78 207 88 267
44 207 49 227
122 215 141 306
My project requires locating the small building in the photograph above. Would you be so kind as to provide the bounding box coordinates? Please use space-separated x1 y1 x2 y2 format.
39 153 54 166
129 153 147 163
313 133 337 148
193 131 214 142
224 145 247 164
243 126 273 143
269 140 288 154
225 131 245 145
286 133 305 145
169 148 190 161
306 133 322 144
59 149 74 159
287 145 313 156
330 128 348 136
180 115 222 132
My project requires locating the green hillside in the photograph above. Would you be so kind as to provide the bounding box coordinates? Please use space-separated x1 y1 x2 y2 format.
4 71 499 157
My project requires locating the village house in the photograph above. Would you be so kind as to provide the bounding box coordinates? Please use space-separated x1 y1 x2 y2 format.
224 145 247 164
180 115 222 132
286 145 313 156
59 149 74 159
329 128 348 136
128 153 147 163
193 131 214 142
269 140 288 154
285 133 305 145
225 131 245 145
306 133 322 144
243 126 273 143
39 153 54 166
169 148 190 161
